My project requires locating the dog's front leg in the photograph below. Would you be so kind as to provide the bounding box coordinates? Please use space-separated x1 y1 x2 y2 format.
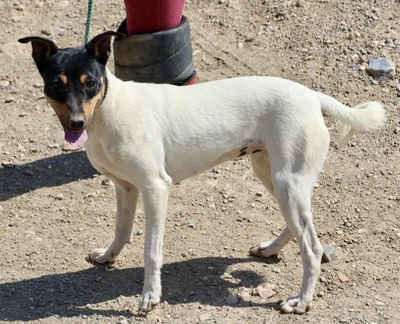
139 177 172 312
89 180 139 263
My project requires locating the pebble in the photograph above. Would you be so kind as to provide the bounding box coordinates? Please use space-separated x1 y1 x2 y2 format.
199 313 212 322
1 162 16 168
294 0 305 7
366 57 396 80
336 271 349 283
23 170 34 176
101 178 113 187
55 193 64 200
41 29 52 36
395 83 400 93
225 293 238 304
0 80 10 88
322 245 336 263
118 319 129 324
252 285 276 299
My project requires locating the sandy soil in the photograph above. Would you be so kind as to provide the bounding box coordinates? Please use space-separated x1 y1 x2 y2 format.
1 0 399 323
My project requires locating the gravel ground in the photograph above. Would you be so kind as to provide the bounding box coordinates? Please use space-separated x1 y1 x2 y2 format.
1 0 399 323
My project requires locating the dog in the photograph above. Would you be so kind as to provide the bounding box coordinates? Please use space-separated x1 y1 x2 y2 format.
19 31 386 314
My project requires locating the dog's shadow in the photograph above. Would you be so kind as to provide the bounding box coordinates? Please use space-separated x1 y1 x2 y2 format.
0 151 96 201
0 256 280 321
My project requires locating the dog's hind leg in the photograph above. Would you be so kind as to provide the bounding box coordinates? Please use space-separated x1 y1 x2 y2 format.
250 227 293 257
273 171 323 314
250 151 294 257
262 116 328 314
89 179 139 263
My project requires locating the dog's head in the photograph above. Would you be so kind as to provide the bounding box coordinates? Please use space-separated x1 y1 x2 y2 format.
19 31 124 146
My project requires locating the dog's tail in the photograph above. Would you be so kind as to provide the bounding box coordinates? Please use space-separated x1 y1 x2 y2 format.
315 92 386 148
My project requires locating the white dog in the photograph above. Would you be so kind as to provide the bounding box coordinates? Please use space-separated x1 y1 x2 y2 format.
19 31 386 314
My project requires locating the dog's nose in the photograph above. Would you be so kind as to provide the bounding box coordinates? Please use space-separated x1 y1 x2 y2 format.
68 118 85 130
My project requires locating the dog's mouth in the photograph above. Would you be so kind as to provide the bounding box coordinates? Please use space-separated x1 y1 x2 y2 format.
64 129 88 148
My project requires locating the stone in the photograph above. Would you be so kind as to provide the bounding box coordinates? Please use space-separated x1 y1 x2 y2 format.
366 58 396 80
252 285 276 299
322 245 336 263
336 271 349 283
55 193 64 200
225 293 238 304
0 80 10 88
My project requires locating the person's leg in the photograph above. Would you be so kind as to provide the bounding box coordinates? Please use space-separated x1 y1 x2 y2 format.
114 0 196 85
124 0 185 34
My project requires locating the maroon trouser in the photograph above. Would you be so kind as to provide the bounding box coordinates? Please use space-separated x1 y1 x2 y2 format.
123 0 185 34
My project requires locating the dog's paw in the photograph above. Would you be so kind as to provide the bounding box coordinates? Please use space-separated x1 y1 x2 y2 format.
139 291 161 313
278 297 311 314
89 248 116 264
249 241 277 258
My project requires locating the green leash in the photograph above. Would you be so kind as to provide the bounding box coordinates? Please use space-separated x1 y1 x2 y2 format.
84 0 94 43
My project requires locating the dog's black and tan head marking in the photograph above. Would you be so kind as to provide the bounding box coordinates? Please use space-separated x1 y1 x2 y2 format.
18 31 125 132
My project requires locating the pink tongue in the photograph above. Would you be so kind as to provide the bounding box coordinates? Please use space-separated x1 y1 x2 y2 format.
64 130 88 148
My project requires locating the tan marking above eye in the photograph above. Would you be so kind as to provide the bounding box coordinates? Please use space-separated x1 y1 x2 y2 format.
60 75 68 85
80 74 88 84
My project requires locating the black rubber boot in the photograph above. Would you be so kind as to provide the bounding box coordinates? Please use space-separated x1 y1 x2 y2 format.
113 16 196 85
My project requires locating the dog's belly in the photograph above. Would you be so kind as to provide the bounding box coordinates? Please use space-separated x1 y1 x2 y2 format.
212 142 264 166
167 141 265 183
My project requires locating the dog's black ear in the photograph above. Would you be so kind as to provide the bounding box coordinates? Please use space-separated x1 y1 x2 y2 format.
86 31 125 66
18 36 58 73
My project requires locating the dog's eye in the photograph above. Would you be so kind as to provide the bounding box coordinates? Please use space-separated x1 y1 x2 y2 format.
86 79 97 90
51 80 62 90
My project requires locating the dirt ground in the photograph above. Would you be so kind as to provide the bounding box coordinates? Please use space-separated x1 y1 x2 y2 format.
1 0 399 323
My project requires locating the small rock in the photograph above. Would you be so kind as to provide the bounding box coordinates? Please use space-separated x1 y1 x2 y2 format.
199 313 212 322
23 170 34 176
225 293 238 304
226 189 236 198
118 319 129 324
294 0 305 8
55 193 64 200
322 245 336 263
48 143 59 149
136 229 144 236
336 271 349 283
41 29 52 36
17 144 26 152
0 80 10 88
5 98 14 103
227 0 241 10
366 57 396 80
1 162 16 168
252 285 276 299
101 178 113 186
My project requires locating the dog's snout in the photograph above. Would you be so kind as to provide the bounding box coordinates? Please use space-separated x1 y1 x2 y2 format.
68 118 85 130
